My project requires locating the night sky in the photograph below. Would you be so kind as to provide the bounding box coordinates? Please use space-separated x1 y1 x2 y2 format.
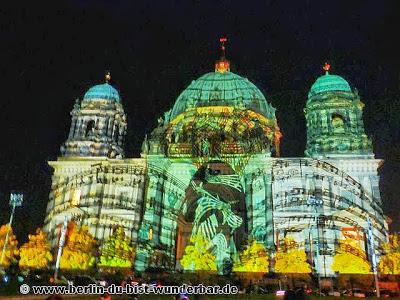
0 0 399 242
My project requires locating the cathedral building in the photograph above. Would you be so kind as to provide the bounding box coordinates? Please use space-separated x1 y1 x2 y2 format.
44 45 388 276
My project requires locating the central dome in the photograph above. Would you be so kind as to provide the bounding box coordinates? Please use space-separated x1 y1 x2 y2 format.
169 71 275 120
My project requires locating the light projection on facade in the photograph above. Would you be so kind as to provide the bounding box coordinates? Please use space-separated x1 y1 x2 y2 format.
44 42 388 276
189 176 243 274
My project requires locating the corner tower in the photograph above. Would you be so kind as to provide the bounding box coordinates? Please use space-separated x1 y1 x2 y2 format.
304 63 372 158
61 72 127 158
44 73 146 248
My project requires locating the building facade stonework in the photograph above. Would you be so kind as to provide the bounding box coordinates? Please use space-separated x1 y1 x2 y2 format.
44 60 388 276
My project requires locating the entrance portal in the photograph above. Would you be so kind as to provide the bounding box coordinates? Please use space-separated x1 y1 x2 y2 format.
175 161 247 274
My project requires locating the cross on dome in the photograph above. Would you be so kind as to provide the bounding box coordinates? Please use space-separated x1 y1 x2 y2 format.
105 71 111 83
215 37 230 73
323 62 331 74
220 37 227 58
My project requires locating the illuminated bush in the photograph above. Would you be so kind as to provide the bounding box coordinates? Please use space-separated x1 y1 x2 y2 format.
99 226 135 268
233 240 269 272
180 234 216 271
274 237 311 274
379 234 400 275
60 222 97 270
332 238 371 274
0 224 19 268
19 228 52 270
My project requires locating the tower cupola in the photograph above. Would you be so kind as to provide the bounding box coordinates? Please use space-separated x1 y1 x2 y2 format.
304 63 372 158
60 72 127 158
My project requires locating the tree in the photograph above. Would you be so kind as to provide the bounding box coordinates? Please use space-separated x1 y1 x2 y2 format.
19 228 52 270
331 238 371 274
233 240 269 272
180 234 216 271
60 221 97 270
378 234 400 275
274 237 311 273
0 224 19 268
99 226 135 268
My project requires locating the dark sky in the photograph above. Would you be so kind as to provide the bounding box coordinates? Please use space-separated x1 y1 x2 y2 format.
0 0 399 242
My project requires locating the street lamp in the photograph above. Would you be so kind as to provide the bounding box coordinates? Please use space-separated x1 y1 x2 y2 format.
307 195 324 294
367 218 380 298
1 193 23 266
54 192 90 281
54 216 68 281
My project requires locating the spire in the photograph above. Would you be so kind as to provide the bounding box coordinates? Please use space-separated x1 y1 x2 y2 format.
105 71 111 83
220 37 227 59
215 37 230 73
323 62 330 75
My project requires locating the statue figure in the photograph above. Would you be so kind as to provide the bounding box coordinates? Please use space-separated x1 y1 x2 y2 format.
163 109 171 124
157 116 163 127
174 131 180 143
141 134 149 154
138 223 150 241
252 225 267 242
168 193 177 207
73 98 80 110
201 138 210 156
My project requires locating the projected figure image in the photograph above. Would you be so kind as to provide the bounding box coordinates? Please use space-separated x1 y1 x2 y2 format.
185 168 244 275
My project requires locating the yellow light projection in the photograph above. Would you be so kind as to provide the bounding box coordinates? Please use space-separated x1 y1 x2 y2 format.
71 189 81 206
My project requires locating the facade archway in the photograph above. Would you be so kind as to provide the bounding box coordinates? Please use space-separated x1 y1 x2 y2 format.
135 159 248 274
174 161 247 274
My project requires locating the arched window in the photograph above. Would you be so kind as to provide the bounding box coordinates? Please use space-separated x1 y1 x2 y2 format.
331 113 346 133
85 120 95 137
114 125 120 143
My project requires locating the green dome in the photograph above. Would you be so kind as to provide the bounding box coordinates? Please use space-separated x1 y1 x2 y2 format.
83 83 120 102
170 71 275 120
308 73 351 98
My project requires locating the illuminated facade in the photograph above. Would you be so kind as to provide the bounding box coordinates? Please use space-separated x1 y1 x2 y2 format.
44 51 388 276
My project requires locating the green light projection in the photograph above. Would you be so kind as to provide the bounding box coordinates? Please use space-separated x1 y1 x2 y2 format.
135 65 281 273
305 69 372 157
45 60 387 277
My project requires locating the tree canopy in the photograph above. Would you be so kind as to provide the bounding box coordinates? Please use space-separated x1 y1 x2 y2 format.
274 237 311 274
379 234 400 275
233 240 269 272
332 238 371 274
180 234 216 271
99 226 135 268
60 221 97 270
19 228 52 269
0 224 19 268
